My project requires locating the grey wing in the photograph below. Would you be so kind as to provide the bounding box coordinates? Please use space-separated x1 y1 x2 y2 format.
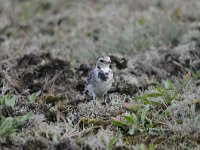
86 69 96 85
85 70 95 94
86 71 92 85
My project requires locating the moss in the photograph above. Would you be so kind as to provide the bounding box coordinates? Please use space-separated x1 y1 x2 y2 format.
193 98 200 112
153 135 168 144
39 94 60 105
56 101 66 112
78 118 110 128
23 139 48 150
123 135 143 145
112 145 129 150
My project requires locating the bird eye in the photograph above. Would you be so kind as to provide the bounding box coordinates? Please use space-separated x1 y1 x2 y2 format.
100 60 104 62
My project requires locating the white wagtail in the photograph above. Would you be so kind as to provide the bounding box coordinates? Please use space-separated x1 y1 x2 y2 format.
85 56 113 106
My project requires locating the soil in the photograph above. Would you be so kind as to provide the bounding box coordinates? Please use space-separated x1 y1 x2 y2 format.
0 41 200 150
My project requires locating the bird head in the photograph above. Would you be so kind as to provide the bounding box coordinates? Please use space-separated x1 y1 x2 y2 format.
96 56 111 69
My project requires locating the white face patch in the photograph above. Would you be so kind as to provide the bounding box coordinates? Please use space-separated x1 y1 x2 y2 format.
100 66 110 72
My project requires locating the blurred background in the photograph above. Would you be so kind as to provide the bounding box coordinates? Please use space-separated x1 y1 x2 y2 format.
0 0 199 63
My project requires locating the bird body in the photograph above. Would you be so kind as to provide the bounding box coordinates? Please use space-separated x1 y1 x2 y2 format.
85 56 113 106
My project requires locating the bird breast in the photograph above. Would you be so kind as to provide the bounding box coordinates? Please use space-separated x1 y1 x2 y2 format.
94 69 113 97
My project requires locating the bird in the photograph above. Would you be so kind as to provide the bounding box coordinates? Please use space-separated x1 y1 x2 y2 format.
85 56 113 107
